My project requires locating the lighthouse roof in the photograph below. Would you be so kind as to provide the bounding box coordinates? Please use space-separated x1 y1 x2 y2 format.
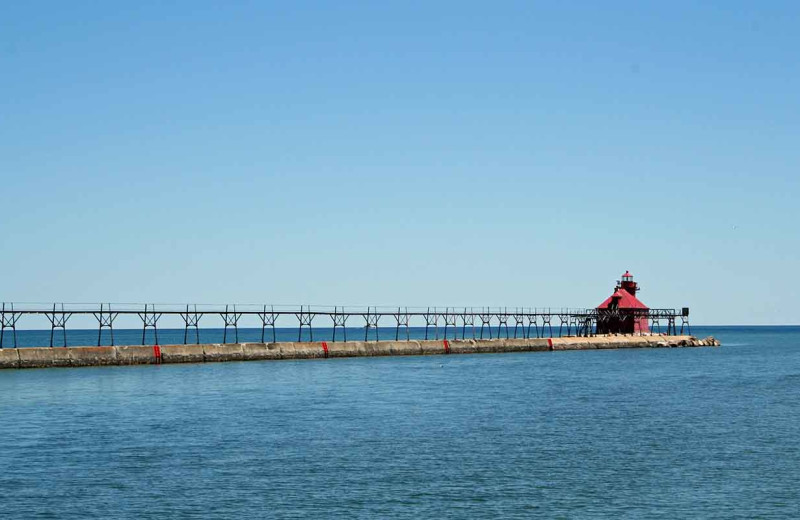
597 288 648 310
621 270 633 278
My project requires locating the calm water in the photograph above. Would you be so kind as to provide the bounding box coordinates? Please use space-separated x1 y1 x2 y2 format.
1 326 798 518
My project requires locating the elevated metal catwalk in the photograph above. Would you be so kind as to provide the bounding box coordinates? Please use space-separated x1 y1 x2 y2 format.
0 303 690 348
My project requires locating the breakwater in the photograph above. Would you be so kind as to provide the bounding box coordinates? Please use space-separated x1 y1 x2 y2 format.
0 335 719 369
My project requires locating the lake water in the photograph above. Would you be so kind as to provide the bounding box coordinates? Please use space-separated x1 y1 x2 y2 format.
0 326 798 518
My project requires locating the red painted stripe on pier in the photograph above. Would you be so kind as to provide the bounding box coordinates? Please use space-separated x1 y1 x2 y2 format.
547 338 553 350
443 340 450 354
153 345 162 363
321 341 329 358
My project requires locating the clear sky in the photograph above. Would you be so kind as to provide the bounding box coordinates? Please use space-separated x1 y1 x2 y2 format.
1 1 798 325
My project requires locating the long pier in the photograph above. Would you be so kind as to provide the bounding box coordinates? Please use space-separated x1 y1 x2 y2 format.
0 303 691 348
0 335 720 370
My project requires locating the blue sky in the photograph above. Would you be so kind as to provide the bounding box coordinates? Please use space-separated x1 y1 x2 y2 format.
1 1 798 325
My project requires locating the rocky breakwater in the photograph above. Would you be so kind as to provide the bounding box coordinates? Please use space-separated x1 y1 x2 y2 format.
0 334 720 370
549 335 721 350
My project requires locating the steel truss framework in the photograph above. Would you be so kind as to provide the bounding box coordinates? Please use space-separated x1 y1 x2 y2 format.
393 307 410 341
1 303 21 348
182 305 203 345
0 303 689 347
93 303 119 346
46 304 72 347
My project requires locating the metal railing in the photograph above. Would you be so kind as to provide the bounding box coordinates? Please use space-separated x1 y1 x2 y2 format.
0 302 690 348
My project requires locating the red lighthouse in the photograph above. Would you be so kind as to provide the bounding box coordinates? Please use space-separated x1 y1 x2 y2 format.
596 271 649 334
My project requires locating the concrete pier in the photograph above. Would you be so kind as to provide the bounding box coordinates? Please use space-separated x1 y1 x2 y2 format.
0 335 720 370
